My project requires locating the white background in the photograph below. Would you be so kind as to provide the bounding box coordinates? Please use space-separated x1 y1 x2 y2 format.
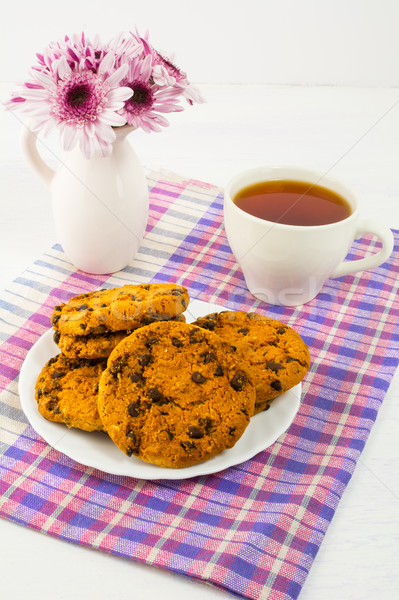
1 0 399 87
1 2 399 600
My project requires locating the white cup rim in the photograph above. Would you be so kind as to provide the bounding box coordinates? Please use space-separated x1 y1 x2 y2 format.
224 165 359 230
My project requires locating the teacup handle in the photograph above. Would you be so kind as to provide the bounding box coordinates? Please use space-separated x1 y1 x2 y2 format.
330 219 394 279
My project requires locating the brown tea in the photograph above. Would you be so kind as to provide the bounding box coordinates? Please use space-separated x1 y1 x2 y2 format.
233 180 352 226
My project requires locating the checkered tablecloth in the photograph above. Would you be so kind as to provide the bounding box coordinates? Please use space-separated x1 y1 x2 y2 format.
1 170 398 600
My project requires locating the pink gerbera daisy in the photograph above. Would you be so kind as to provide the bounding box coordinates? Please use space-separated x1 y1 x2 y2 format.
119 53 184 133
8 51 133 158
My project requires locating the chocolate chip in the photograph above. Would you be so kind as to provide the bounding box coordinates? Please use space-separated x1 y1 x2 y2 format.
198 417 213 433
94 383 99 394
147 387 163 402
202 352 216 364
172 337 184 348
237 328 249 335
54 305 62 312
230 371 247 391
126 430 137 446
138 353 152 366
36 388 43 398
147 387 169 405
198 320 215 331
287 356 300 363
189 330 202 344
51 313 61 326
101 303 107 308
128 402 140 417
48 357 58 366
145 337 159 348
47 401 61 414
228 427 236 436
188 426 204 439
171 288 183 296
271 380 282 391
130 372 141 383
52 370 66 379
53 331 61 344
230 345 237 352
214 365 224 377
79 323 87 330
180 441 196 452
266 360 284 372
109 358 126 378
77 304 88 311
191 371 206 384
277 327 286 335
166 429 174 440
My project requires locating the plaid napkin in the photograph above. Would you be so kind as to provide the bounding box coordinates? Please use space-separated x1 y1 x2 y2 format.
1 170 398 600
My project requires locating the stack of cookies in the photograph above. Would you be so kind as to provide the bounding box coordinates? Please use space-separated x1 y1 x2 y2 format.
51 284 189 360
35 284 310 469
36 284 189 433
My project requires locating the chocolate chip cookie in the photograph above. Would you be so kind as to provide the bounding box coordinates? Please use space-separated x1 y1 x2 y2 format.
193 311 310 413
54 315 186 360
98 321 255 468
51 283 189 337
35 354 106 431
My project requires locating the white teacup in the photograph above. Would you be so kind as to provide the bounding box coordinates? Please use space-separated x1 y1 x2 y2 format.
224 166 394 306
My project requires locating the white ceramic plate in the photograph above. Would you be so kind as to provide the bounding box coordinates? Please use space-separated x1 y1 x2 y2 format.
18 299 301 480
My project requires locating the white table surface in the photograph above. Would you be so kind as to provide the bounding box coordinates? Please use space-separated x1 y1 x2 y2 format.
1 84 399 600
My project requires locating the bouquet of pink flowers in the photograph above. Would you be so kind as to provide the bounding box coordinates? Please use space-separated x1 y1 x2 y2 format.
8 31 204 158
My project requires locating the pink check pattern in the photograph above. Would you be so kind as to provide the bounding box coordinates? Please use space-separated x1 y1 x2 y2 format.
1 170 399 600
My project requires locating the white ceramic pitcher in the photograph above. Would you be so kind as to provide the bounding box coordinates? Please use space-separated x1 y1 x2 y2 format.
21 125 149 274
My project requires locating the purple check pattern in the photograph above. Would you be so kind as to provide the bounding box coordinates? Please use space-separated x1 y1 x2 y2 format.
1 170 399 600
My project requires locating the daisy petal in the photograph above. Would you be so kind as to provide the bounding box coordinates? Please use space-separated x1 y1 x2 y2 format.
98 112 127 126
57 56 72 80
105 63 129 88
60 124 78 151
106 86 133 103
98 50 115 75
32 70 56 91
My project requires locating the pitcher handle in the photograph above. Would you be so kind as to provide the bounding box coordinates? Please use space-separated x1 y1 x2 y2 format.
20 127 55 187
330 219 394 279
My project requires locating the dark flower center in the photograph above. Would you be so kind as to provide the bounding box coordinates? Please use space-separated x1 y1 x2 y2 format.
53 73 106 125
67 84 90 107
125 81 154 115
130 82 153 106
